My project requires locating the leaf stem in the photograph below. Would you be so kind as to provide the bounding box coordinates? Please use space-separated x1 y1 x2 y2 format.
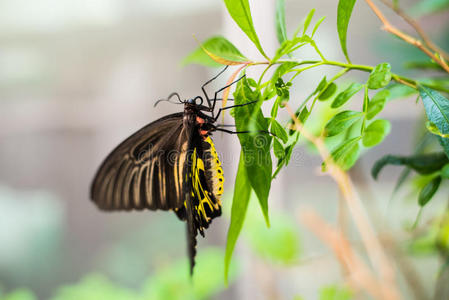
251 59 449 94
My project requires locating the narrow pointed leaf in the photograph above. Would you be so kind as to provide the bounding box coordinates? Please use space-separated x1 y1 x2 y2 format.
271 120 288 143
224 153 251 282
371 152 449 179
324 110 363 136
331 82 363 108
318 82 337 101
418 176 441 207
311 16 326 38
275 0 288 45
366 89 389 119
223 0 268 59
330 137 361 170
183 36 249 66
337 0 357 62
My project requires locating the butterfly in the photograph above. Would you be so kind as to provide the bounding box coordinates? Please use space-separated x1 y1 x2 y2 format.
90 66 254 274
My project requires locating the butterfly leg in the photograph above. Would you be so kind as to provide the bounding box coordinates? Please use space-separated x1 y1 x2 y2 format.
213 100 258 122
214 127 274 136
210 75 245 115
202 66 229 110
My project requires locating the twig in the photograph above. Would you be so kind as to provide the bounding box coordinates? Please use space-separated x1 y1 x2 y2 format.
379 0 449 61
284 102 401 300
300 209 385 299
364 0 449 74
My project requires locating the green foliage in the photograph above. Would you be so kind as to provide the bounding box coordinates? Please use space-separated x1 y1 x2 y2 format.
362 119 391 147
183 36 248 66
331 82 363 108
270 119 288 143
223 0 267 59
329 137 361 170
224 154 251 282
371 152 449 179
324 111 363 137
233 76 272 226
275 0 287 45
419 85 449 157
418 176 442 207
337 0 357 62
318 82 337 101
442 163 449 179
367 63 392 89
180 0 449 281
366 89 389 119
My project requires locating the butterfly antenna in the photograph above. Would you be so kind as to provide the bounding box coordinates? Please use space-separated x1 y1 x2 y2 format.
154 92 184 107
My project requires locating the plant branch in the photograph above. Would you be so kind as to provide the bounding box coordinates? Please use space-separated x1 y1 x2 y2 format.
364 0 449 74
379 0 449 61
252 59 449 93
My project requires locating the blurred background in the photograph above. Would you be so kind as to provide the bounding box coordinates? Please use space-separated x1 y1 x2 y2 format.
0 0 448 299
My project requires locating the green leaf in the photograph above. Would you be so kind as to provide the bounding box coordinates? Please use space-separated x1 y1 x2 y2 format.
183 36 248 67
234 76 272 226
313 76 328 95
302 9 315 36
324 110 363 137
371 152 449 179
337 0 357 62
273 138 285 159
419 85 449 158
440 163 449 179
275 0 287 45
223 0 268 59
387 83 418 99
366 89 389 119
318 82 337 101
362 119 391 147
331 82 363 108
418 176 442 206
367 63 392 89
330 137 361 170
271 120 288 143
270 62 299 92
311 16 326 38
224 153 251 283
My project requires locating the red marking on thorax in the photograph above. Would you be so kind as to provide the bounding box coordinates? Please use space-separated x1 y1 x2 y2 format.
196 116 205 124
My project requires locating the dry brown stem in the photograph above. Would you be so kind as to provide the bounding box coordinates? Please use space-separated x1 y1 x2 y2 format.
364 0 449 73
379 0 449 61
284 102 401 300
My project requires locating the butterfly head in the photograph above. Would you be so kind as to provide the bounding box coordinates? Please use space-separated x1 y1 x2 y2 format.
185 96 203 106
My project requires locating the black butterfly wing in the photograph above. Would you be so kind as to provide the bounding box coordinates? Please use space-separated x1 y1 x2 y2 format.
90 112 188 211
